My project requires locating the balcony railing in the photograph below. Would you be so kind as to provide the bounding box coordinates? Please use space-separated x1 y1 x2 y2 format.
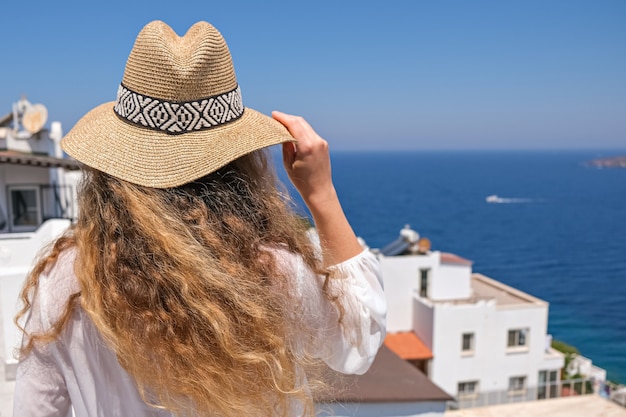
447 377 603 410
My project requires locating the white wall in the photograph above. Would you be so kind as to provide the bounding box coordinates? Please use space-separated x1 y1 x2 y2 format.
380 254 437 332
568 355 606 381
0 267 30 368
430 263 471 301
0 219 70 370
429 301 562 396
412 297 434 349
381 252 473 333
0 219 69 269
2 163 51 186
430 301 497 394
4 131 53 155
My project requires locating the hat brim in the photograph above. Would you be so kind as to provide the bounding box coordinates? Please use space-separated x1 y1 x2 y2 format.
61 102 295 188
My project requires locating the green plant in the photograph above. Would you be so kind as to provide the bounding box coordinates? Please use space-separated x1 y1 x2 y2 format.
551 339 579 355
551 339 580 380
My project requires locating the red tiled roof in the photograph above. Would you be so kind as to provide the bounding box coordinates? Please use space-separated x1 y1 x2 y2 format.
384 332 433 360
440 252 473 266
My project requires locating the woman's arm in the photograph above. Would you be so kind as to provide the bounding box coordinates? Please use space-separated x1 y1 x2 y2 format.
272 112 386 374
272 111 364 267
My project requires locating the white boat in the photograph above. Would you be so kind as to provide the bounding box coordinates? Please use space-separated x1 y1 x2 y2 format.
486 194 503 203
0 97 80 380
486 194 533 204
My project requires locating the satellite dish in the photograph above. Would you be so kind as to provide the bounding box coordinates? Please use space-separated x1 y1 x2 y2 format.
22 103 48 134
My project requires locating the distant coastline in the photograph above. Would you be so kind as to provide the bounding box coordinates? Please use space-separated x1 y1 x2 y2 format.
587 155 626 168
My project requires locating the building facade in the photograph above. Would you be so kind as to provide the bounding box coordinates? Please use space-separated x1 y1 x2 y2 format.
0 98 79 377
379 227 565 403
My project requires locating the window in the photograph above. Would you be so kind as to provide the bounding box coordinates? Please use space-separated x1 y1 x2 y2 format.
461 332 474 354
509 376 526 394
538 370 559 399
458 381 479 398
419 268 430 297
8 186 42 232
507 328 529 348
0 204 6 231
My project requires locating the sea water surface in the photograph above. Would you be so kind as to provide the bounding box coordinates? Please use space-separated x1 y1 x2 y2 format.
280 150 626 383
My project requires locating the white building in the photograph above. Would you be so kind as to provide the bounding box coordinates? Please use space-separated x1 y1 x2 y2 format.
379 226 565 405
0 97 80 235
567 354 607 382
0 98 79 378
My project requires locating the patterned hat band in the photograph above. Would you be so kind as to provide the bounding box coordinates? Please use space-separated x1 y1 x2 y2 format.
113 84 245 135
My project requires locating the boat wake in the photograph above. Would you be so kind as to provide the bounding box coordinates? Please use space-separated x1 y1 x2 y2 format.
486 194 533 204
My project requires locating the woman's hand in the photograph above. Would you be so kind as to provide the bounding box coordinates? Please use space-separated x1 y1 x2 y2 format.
272 111 335 207
272 111 363 266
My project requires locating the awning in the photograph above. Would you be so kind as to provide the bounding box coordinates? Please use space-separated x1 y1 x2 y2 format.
0 151 80 170
384 331 434 360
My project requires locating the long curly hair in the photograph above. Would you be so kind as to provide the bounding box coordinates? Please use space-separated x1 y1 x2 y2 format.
16 149 334 416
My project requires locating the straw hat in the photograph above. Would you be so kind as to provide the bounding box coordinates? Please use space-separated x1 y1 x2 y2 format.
61 21 294 188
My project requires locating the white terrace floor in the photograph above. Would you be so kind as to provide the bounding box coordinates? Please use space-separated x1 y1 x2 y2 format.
446 394 626 417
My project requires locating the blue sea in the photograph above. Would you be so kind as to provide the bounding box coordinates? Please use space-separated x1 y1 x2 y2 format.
281 150 626 383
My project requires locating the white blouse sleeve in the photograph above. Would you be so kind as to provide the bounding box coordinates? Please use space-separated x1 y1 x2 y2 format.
13 252 76 417
283 249 387 375
13 341 72 417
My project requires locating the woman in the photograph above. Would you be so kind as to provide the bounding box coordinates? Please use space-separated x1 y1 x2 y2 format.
14 21 386 417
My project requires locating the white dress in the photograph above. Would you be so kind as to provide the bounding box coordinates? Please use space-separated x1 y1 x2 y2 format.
13 248 387 417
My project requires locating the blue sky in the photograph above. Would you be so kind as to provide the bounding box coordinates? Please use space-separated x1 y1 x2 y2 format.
1 0 624 150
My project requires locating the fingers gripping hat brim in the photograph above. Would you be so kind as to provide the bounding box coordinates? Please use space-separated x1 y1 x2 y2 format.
60 20 295 188
61 103 294 188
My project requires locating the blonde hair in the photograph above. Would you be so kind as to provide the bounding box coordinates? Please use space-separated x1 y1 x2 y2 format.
17 150 334 416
